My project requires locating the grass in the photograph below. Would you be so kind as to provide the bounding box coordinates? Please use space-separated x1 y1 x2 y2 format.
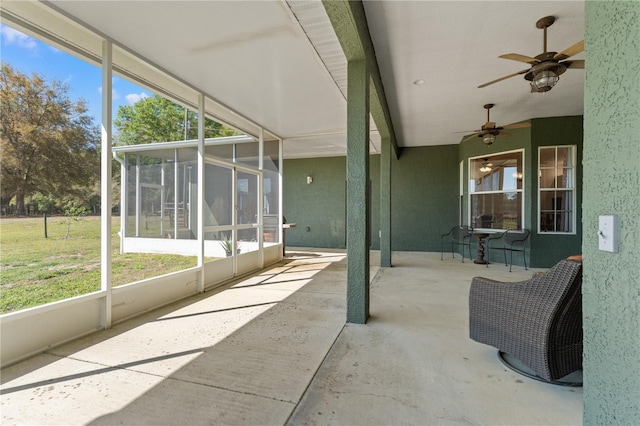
0 216 199 314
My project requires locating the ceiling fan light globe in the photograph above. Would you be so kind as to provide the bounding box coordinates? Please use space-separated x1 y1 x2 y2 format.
531 69 559 92
482 134 496 145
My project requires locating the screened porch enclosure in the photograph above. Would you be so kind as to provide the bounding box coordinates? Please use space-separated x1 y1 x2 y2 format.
114 136 282 259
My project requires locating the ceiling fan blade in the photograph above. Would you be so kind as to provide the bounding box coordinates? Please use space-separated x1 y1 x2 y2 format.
478 69 529 88
502 122 531 130
498 132 512 138
554 40 584 60
462 133 480 143
499 53 540 64
454 130 480 134
564 59 585 69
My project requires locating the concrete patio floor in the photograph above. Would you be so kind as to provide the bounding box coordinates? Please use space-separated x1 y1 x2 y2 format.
0 250 582 425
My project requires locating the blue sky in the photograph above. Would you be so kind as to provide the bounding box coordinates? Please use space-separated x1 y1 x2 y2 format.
1 23 149 126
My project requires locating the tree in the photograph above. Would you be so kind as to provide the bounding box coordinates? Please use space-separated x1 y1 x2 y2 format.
32 193 57 215
113 94 240 146
61 199 88 239
0 64 100 214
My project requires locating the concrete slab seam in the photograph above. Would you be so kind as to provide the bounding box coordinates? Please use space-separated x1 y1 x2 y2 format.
160 376 299 406
283 322 347 425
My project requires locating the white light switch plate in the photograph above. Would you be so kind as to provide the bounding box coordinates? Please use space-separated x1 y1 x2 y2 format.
598 215 618 253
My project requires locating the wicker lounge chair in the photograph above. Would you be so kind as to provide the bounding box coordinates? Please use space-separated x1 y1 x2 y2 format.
469 259 583 383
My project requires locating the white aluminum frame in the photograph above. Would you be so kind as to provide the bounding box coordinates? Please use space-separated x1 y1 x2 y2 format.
537 145 577 235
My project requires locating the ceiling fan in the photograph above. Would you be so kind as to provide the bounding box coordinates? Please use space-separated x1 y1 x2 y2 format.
479 159 493 173
478 16 584 93
458 104 530 145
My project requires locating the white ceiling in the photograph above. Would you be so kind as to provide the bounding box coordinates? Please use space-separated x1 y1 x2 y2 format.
9 1 584 157
363 1 585 148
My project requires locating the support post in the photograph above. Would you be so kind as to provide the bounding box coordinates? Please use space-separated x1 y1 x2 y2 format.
196 95 205 292
100 40 113 328
174 149 179 239
278 138 284 257
120 153 127 253
135 155 140 237
258 128 264 267
160 161 165 237
380 136 392 267
346 58 370 324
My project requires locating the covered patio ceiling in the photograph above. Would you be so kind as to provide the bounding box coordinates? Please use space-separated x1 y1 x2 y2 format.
14 1 584 158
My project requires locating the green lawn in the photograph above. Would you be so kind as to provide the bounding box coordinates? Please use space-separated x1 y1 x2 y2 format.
0 216 198 314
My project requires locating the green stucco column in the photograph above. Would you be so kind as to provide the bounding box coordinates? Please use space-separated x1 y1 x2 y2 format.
380 136 392 267
346 58 370 324
583 1 640 423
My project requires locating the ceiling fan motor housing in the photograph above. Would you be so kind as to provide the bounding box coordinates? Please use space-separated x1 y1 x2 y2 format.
525 57 569 80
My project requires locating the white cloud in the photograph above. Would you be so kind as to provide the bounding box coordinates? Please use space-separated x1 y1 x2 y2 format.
126 92 148 104
0 24 37 51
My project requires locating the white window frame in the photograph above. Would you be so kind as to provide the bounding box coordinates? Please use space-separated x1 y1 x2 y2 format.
538 145 577 235
468 149 525 231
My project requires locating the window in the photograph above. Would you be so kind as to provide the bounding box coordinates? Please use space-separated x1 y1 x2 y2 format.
539 146 576 233
469 150 523 230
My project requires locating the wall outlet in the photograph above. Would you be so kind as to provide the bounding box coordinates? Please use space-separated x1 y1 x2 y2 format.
598 215 618 253
305 226 310 232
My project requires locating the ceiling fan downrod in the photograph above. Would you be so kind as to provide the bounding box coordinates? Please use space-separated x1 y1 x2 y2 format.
536 16 555 54
484 103 494 122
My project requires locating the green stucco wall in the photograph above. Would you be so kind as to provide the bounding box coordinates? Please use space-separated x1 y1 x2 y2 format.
583 2 640 423
391 146 459 251
283 145 458 252
458 116 583 268
283 157 348 248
